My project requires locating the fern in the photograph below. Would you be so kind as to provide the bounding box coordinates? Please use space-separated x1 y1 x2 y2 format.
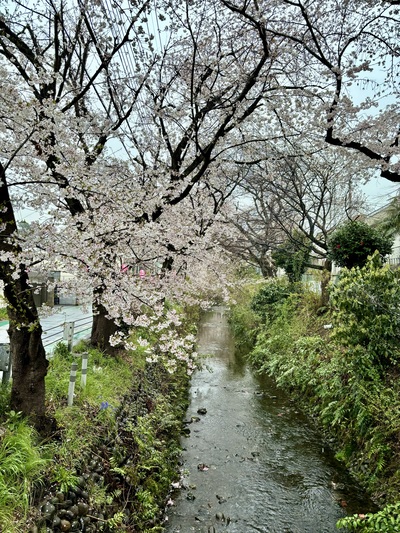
337 502 400 531
107 511 125 529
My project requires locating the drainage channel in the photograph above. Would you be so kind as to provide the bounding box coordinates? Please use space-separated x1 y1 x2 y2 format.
164 307 373 533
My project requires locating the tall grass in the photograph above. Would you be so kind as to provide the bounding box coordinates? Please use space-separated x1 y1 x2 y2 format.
0 412 50 531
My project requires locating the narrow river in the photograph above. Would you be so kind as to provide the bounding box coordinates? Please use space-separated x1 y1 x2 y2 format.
164 307 372 533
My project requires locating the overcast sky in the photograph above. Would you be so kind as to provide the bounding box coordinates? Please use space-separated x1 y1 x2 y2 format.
362 175 399 212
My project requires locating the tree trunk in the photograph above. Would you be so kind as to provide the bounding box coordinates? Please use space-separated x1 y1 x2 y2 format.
5 272 48 424
320 258 332 308
9 323 48 421
260 252 277 278
0 162 48 426
90 302 119 354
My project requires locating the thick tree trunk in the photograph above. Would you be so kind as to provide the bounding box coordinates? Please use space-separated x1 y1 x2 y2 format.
0 162 48 425
260 252 277 278
9 322 48 420
90 302 119 354
5 273 48 424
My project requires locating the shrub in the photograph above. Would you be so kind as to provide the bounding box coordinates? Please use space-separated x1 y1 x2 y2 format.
327 220 393 269
330 251 400 369
250 279 291 320
272 233 311 282
228 279 262 351
337 502 400 531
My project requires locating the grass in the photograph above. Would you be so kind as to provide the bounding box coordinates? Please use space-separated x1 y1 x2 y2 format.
44 341 138 471
0 409 50 531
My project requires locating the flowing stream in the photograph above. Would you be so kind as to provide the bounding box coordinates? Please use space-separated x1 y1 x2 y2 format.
164 307 373 533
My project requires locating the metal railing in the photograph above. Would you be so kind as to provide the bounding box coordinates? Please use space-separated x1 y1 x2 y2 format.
1 314 93 383
43 316 93 353
43 316 93 356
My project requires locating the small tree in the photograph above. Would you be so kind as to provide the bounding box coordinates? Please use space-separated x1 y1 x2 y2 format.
327 220 393 269
272 233 311 283
250 278 290 320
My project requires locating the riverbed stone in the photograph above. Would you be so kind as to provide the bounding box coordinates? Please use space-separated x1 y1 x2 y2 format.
56 491 65 503
52 516 62 527
41 502 56 521
60 519 71 531
77 502 89 516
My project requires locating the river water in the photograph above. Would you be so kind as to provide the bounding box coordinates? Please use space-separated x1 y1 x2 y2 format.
164 307 372 533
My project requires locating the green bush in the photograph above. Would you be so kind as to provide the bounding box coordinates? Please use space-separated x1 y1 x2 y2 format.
337 502 400 531
330 252 400 369
272 233 311 282
327 220 393 269
228 280 261 351
250 279 291 320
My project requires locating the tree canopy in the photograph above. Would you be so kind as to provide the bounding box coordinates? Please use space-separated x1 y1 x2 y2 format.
0 0 399 422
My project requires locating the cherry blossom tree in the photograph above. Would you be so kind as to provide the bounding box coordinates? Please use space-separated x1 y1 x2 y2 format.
0 0 167 422
222 0 400 183
227 142 367 301
0 0 288 422
223 170 283 277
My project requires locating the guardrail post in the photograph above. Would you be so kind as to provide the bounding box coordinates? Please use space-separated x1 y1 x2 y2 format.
63 321 75 351
68 362 78 406
81 352 88 388
0 343 11 384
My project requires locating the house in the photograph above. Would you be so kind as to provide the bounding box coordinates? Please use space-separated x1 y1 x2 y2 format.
364 200 400 267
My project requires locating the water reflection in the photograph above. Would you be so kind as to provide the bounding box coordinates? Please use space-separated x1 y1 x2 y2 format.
164 308 372 533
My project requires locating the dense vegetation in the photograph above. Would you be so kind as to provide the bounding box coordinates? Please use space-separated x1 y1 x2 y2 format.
0 303 199 533
229 256 400 532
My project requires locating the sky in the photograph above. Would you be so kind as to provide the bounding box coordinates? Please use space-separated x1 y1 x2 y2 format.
362 176 399 213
